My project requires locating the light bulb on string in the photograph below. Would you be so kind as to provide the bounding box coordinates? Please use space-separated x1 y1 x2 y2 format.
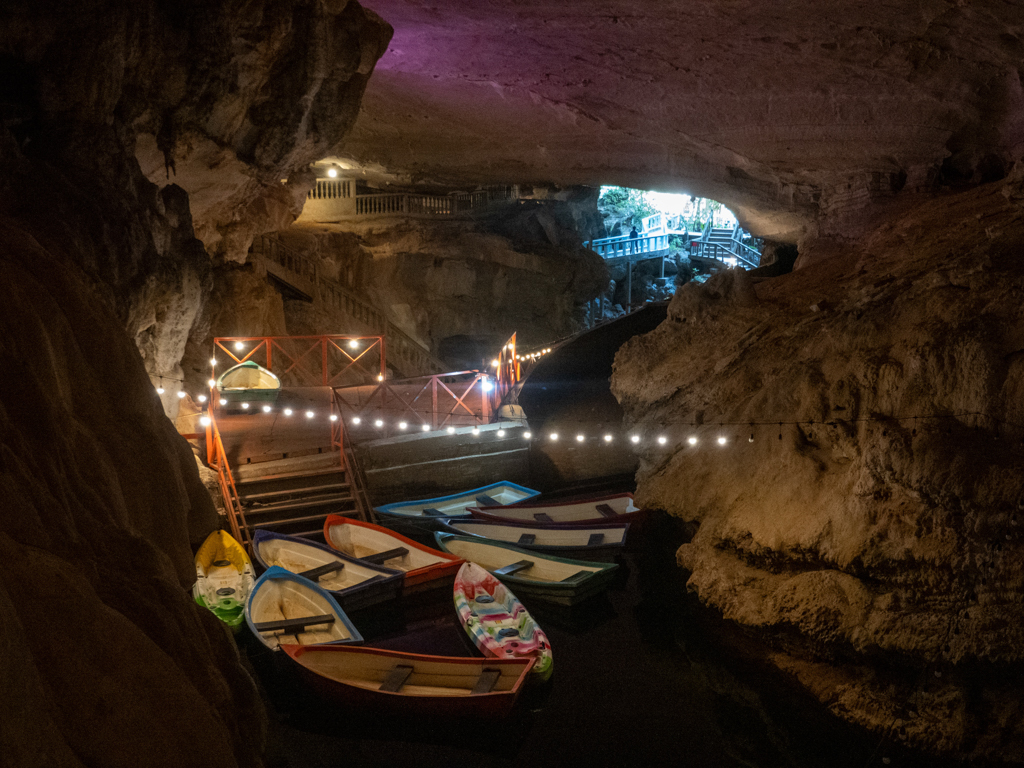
604 434 613 442
200 416 211 427
421 424 430 432
717 436 727 445
156 387 165 395
234 341 245 351
687 436 698 446
447 426 456 434
748 433 754 443
497 429 506 437
399 422 408 430
261 404 271 413
305 411 314 419
576 434 585 442
208 379 216 388
657 435 667 445
241 403 250 410
284 408 293 417
349 339 359 349
210 358 217 366
472 428 480 436
352 417 361 425
375 419 383 427
197 395 207 403
330 414 339 422
630 435 640 444
523 431 532 439
177 391 186 399
219 398 227 406
549 433 559 441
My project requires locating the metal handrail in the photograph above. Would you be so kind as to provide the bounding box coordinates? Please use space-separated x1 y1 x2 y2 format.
205 412 250 550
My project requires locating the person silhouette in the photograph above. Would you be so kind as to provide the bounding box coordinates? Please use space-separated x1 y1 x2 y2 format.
628 226 638 254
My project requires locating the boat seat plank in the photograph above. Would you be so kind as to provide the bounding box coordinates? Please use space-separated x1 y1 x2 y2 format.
379 664 415 692
254 614 335 633
361 547 408 564
422 508 445 516
298 562 345 581
533 513 554 523
517 533 537 545
494 560 534 577
561 570 590 582
475 494 501 507
587 533 605 546
471 668 501 695
596 504 618 518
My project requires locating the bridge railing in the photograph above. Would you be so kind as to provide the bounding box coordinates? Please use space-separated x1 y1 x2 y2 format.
349 186 520 218
332 370 493 440
584 233 670 258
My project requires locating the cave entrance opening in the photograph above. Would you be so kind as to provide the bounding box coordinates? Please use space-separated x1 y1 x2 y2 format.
584 186 761 325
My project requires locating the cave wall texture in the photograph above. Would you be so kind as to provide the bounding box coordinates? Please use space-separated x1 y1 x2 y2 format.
0 1 390 765
3 0 1024 764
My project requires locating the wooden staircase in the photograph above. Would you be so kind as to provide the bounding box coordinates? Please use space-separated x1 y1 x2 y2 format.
231 454 369 545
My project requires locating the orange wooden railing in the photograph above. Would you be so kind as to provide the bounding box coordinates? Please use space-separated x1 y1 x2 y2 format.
205 411 250 550
211 335 386 393
332 370 493 438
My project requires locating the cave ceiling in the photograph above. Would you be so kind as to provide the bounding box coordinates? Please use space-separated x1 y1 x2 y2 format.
339 0 1024 242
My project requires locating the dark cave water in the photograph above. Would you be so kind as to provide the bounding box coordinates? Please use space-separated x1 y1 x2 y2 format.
241 512 960 768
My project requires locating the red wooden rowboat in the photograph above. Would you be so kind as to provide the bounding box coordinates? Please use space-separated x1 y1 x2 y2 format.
323 515 463 594
281 644 535 719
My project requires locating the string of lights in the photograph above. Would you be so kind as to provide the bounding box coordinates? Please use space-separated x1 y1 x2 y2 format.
180 401 1023 445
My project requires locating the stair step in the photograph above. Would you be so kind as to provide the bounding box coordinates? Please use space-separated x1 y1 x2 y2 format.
244 494 356 517
237 466 347 485
239 482 351 503
250 510 356 527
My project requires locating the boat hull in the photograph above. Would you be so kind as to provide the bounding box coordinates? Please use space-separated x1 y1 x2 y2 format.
453 562 553 681
281 644 534 719
323 515 463 595
246 566 363 651
375 481 540 521
468 492 644 527
437 519 629 563
437 533 618 607
193 530 255 628
253 530 403 613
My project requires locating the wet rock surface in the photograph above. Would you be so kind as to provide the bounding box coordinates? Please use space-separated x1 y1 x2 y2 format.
611 177 1024 762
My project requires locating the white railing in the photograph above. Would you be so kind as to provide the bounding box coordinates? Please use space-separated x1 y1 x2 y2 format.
307 179 353 200
584 233 670 258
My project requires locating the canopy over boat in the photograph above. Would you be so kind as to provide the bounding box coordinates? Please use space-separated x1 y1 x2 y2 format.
375 481 540 520
216 360 281 403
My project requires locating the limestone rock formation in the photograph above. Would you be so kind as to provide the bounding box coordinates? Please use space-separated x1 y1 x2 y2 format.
611 176 1024 762
133 1 393 263
337 0 1024 247
1 1 392 765
0 223 265 767
284 192 608 367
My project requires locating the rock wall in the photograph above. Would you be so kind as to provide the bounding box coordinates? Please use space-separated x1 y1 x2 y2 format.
0 221 265 767
611 176 1024 762
284 193 608 368
0 1 390 765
